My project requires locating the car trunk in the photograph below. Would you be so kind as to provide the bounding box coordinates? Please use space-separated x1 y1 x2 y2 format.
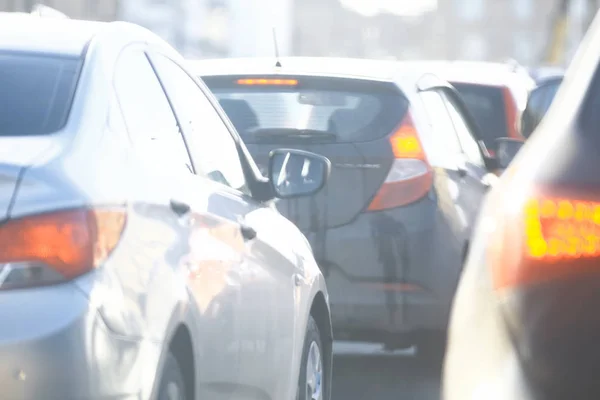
202 74 409 232
246 140 394 230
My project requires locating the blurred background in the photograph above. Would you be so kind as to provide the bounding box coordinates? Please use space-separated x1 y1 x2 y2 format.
1 0 598 70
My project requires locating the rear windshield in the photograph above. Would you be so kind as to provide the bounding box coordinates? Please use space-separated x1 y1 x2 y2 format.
452 82 508 149
0 52 80 136
202 75 408 144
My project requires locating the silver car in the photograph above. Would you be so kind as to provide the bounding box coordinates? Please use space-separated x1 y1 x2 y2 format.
0 13 332 400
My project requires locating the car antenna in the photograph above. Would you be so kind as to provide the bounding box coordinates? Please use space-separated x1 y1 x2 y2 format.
272 27 282 68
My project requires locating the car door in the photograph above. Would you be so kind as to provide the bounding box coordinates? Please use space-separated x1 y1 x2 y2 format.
148 51 299 400
440 89 491 237
418 88 471 244
114 45 249 399
111 44 199 347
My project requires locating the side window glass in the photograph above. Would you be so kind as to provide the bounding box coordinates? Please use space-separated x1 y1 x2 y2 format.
442 92 485 167
149 54 248 194
542 82 560 114
113 48 192 174
419 90 463 157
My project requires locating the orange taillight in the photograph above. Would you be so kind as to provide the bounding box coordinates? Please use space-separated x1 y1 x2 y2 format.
487 187 600 290
236 78 298 86
0 208 126 289
367 113 433 212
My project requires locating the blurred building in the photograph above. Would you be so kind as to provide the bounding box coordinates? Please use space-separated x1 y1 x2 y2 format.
0 0 593 65
0 0 118 21
292 0 593 67
118 0 293 59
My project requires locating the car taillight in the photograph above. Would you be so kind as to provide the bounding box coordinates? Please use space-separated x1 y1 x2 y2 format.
485 183 600 290
367 113 433 211
0 208 126 290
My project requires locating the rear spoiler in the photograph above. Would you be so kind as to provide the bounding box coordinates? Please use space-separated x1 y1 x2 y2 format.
30 4 69 19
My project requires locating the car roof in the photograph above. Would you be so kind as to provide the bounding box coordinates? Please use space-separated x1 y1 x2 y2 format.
0 12 106 57
190 57 533 86
403 60 535 87
188 57 416 82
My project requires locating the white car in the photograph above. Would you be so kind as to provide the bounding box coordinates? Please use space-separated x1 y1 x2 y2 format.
0 12 332 400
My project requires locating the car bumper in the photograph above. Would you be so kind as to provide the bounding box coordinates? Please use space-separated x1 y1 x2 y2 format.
306 197 462 341
0 282 156 400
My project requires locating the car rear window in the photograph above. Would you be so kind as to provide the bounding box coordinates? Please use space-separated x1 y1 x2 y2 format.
452 82 508 149
201 75 408 144
0 52 81 136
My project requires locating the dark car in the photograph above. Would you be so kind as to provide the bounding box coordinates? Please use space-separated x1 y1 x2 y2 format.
444 11 600 400
190 57 501 358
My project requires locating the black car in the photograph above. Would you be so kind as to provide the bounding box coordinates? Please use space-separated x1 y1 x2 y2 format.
191 57 502 359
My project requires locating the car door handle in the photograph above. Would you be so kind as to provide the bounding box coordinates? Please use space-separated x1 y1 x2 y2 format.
170 199 191 216
240 223 257 241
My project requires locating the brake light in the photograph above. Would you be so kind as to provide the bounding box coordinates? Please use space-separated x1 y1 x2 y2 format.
367 113 433 211
487 186 600 290
0 208 126 290
502 87 521 139
236 78 298 86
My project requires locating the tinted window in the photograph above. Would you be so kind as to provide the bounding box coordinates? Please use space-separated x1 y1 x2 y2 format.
541 81 561 113
202 75 408 144
0 52 80 136
521 85 549 139
442 92 485 167
150 55 248 193
452 82 508 149
114 48 192 174
420 90 463 156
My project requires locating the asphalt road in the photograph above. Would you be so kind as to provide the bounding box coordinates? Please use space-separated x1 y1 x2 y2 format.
332 342 442 400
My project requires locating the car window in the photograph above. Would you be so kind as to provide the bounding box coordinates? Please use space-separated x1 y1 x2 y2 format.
203 75 409 144
442 92 486 168
149 54 248 194
541 81 560 113
0 51 80 136
419 90 463 158
452 82 508 150
113 47 192 174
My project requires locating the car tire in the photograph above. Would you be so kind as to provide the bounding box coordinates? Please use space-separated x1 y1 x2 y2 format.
157 352 187 400
297 316 326 400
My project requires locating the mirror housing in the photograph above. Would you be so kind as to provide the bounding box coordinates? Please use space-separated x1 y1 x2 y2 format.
268 149 331 199
495 137 524 169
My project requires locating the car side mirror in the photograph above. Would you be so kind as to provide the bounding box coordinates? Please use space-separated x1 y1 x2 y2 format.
268 149 331 199
495 137 524 169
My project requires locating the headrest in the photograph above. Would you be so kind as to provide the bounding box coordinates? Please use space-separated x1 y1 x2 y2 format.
218 99 259 132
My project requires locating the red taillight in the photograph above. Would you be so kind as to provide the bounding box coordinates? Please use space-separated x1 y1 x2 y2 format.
502 86 521 140
0 208 126 290
486 183 600 290
367 113 433 211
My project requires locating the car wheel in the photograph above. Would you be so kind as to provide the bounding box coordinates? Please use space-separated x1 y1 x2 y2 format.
158 352 187 400
297 316 325 400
